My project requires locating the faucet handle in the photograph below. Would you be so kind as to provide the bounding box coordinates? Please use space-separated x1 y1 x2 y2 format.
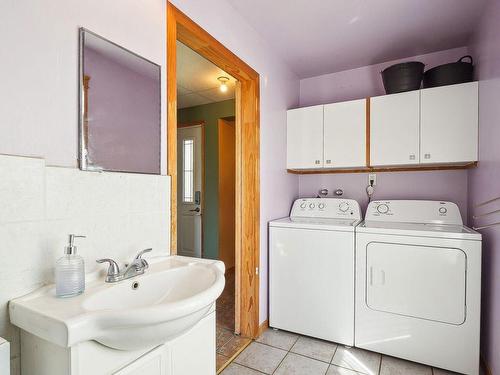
96 258 120 276
134 248 152 269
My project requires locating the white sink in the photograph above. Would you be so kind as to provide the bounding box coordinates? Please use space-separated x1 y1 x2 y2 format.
9 256 225 351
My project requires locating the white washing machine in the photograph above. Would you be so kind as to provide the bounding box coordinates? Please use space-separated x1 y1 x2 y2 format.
355 200 481 375
269 197 362 345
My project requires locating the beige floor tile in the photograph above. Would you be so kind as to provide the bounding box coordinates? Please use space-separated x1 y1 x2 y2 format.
235 341 287 374
331 346 381 375
380 355 432 375
217 329 235 349
256 328 299 350
274 353 329 375
291 336 338 363
327 365 364 375
221 363 264 375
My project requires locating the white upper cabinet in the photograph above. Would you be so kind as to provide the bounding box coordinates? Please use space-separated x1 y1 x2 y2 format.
370 91 420 166
324 99 366 168
287 105 324 169
420 82 478 164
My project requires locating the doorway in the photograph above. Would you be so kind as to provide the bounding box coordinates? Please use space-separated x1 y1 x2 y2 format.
167 1 260 343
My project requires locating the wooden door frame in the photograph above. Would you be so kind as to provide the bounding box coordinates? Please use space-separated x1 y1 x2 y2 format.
167 3 260 338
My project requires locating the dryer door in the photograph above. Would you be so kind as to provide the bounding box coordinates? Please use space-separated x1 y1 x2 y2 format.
366 242 466 325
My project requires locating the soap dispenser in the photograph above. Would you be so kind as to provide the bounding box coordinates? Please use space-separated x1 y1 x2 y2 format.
55 234 86 298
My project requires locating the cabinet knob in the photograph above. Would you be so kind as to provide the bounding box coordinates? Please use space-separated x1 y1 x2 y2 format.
326 159 332 164
315 160 321 164
409 154 415 160
424 153 431 159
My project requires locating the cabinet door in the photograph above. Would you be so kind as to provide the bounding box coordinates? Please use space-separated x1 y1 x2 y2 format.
370 91 420 166
324 99 366 168
286 105 324 169
420 82 478 164
114 346 170 375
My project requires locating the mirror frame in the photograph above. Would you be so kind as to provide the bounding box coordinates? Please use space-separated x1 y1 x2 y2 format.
78 27 162 174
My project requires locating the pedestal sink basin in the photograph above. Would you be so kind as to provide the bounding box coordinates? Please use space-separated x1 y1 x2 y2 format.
9 256 225 350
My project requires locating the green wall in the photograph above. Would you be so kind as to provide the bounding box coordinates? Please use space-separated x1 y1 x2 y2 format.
177 99 235 260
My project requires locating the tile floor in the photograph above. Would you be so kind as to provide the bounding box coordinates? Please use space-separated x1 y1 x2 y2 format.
216 268 252 372
221 328 469 375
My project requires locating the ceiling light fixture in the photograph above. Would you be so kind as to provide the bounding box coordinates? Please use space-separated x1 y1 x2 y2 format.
218 76 229 93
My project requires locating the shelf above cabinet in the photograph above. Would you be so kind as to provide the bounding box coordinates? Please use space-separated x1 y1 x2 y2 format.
287 162 477 175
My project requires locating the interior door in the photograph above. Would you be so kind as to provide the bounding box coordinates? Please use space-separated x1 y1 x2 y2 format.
323 99 366 168
366 242 467 324
370 91 420 166
177 125 203 258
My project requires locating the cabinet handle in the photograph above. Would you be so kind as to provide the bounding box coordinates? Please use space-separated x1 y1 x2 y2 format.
315 160 321 165
409 154 415 160
326 159 332 164
424 153 431 159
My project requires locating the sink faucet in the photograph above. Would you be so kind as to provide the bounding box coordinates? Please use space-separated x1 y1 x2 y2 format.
96 248 152 283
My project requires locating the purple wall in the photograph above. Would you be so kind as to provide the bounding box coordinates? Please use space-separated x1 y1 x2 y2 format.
85 48 160 174
299 170 469 221
298 48 472 220
468 0 500 372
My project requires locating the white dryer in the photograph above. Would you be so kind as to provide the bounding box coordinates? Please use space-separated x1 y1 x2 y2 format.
269 198 362 345
355 200 481 375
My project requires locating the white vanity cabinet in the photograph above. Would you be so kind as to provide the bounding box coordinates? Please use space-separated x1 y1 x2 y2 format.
324 99 366 168
420 82 478 164
286 105 324 169
370 91 420 166
20 311 216 375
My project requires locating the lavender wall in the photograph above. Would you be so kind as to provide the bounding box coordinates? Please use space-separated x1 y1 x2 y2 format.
299 46 469 106
171 0 300 324
299 170 469 221
298 47 472 221
468 0 500 372
85 48 160 174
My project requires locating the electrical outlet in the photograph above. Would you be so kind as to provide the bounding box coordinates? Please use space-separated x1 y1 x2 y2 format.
368 173 377 186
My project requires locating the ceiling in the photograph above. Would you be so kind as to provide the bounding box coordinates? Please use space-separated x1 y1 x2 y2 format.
177 41 235 109
228 0 487 78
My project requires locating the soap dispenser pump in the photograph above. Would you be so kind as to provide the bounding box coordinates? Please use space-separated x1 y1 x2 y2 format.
55 234 86 298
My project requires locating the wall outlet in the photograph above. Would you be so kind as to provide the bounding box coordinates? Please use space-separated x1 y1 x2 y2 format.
368 173 377 186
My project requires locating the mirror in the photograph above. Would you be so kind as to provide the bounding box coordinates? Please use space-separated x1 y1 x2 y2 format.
79 28 161 174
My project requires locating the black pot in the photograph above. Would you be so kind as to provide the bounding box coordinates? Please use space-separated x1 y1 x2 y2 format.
381 61 425 94
423 55 474 88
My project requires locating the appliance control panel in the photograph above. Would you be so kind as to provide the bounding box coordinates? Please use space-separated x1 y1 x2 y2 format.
365 200 463 225
291 198 362 220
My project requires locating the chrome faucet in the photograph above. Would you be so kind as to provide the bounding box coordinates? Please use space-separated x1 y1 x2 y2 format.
96 248 152 283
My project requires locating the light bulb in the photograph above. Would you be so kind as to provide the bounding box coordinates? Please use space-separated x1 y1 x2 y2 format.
218 76 229 93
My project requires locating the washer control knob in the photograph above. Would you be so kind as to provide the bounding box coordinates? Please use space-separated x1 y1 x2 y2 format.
300 202 307 209
439 207 447 214
339 202 349 212
309 203 315 209
318 203 325 209
377 204 389 214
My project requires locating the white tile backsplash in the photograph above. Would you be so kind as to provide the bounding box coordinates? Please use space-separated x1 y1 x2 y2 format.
0 154 171 372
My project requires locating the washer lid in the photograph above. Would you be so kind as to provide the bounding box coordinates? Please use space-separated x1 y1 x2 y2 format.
357 221 481 240
270 217 360 231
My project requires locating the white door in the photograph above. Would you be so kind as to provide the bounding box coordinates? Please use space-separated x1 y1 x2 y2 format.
370 91 420 166
420 82 478 164
324 99 366 168
270 227 355 345
366 242 466 324
286 105 324 169
177 125 203 258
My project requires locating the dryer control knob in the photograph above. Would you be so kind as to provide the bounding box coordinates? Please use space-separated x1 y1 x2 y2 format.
439 207 447 214
318 203 325 209
300 203 307 209
309 203 315 209
377 204 389 214
339 202 349 212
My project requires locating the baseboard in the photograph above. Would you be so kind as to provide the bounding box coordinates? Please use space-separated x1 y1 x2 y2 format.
481 354 493 375
257 320 269 337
